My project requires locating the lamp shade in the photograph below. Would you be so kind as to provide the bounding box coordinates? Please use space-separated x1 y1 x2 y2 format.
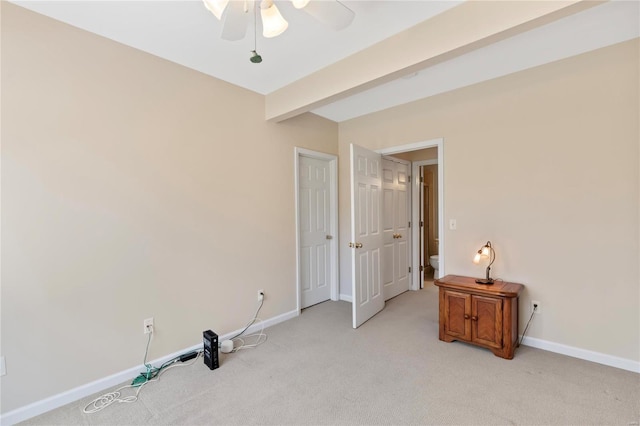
202 0 229 20
261 1 288 38
473 251 482 264
292 0 311 8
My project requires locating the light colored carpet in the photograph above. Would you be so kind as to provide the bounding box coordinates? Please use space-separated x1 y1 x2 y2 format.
21 282 640 425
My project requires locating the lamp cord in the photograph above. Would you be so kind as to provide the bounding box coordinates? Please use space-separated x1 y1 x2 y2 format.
518 309 535 347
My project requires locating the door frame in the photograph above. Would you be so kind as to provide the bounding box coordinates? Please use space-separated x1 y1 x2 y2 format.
377 138 444 291
294 148 339 314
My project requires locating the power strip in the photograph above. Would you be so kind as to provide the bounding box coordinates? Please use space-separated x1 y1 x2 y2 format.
203 330 219 370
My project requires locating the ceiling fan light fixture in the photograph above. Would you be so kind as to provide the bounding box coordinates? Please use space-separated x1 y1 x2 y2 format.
203 0 229 20
260 1 288 38
291 0 311 9
250 50 263 63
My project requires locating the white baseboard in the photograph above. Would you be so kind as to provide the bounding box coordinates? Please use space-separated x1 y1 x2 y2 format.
5 310 636 425
520 336 640 373
339 294 353 303
0 309 299 426
254 308 299 332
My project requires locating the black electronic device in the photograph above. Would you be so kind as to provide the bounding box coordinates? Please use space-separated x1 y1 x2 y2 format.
203 330 219 370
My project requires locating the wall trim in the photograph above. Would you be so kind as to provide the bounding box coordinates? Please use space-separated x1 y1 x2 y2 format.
378 139 441 155
339 294 353 303
520 336 640 373
0 309 300 426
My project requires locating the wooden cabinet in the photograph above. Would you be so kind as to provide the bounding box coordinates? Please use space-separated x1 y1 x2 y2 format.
435 275 524 359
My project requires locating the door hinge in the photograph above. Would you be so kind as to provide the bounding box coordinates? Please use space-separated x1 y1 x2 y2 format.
420 265 424 272
408 267 412 273
408 175 411 183
420 221 424 227
420 176 424 183
408 221 411 228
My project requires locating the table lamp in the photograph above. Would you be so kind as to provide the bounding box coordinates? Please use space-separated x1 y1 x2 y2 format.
473 241 495 284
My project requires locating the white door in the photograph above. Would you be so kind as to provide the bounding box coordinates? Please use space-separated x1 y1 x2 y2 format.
382 157 410 300
350 144 384 328
299 155 332 308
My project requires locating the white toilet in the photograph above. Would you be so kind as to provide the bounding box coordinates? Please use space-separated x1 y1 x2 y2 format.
430 255 439 278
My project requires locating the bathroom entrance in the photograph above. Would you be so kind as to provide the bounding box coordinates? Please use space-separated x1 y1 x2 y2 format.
379 143 442 290
419 163 439 284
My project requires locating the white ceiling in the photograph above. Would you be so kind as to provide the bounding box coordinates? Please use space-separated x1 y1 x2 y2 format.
12 0 640 122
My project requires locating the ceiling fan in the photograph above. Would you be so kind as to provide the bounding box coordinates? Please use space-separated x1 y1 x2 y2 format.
203 0 355 41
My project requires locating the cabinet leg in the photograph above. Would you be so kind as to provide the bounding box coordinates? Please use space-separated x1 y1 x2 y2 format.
491 348 514 360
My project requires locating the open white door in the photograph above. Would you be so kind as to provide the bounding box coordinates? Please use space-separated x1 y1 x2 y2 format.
382 157 411 300
350 144 384 328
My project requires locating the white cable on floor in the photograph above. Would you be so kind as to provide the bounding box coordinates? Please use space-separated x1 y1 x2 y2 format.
231 317 267 352
82 383 145 414
82 351 202 414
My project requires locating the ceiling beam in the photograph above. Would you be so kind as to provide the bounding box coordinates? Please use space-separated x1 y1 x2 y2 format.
265 0 605 122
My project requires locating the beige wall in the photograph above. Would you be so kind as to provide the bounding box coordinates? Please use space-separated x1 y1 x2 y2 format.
1 3 337 413
2 0 638 416
338 39 639 362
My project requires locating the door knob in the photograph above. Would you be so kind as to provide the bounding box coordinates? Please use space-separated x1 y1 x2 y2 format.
471 316 478 321
326 235 333 240
349 242 354 248
355 242 363 249
464 314 470 319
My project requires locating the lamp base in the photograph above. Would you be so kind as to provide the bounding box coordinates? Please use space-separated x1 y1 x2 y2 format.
475 278 494 285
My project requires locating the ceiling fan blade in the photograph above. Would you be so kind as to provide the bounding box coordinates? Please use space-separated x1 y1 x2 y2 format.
302 0 355 31
221 0 252 41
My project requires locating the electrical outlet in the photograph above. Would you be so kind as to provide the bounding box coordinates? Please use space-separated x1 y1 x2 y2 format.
1 356 6 376
144 317 154 334
258 289 264 301
531 300 542 314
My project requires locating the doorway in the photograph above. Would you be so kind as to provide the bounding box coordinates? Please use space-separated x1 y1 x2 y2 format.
378 140 443 292
349 139 444 328
295 148 339 312
417 160 439 286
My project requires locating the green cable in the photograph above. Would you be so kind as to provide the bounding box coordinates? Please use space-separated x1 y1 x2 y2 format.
132 333 159 387
130 332 200 387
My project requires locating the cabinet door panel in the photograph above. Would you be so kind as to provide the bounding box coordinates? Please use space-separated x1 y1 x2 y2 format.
444 290 471 340
473 295 503 349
